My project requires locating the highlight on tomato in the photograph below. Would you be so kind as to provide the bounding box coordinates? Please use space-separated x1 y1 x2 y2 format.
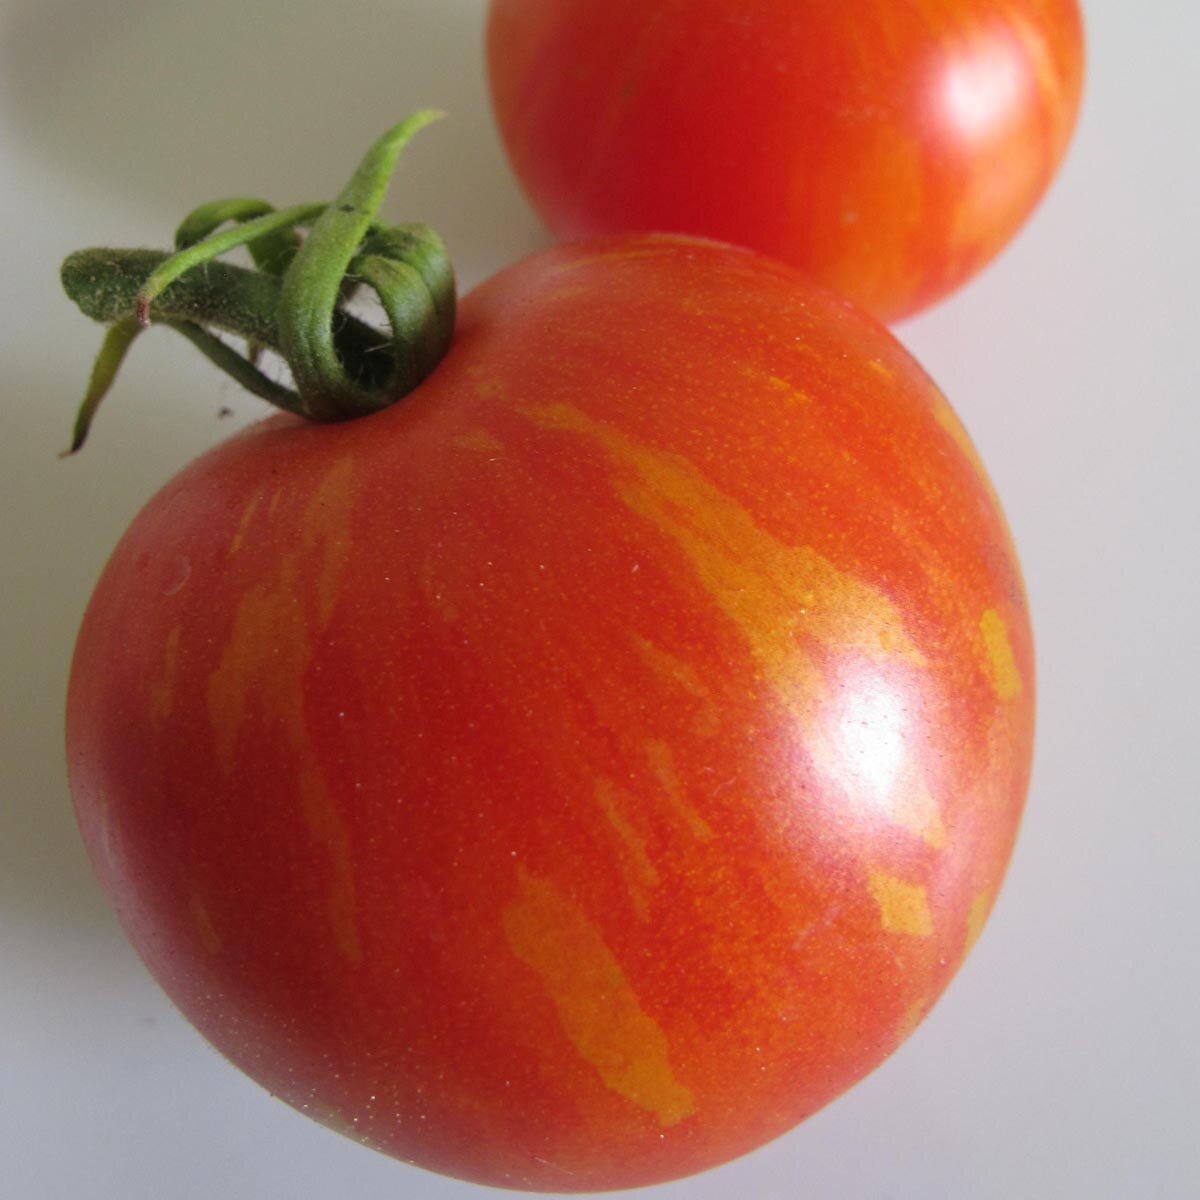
62 117 1034 1192
488 0 1085 322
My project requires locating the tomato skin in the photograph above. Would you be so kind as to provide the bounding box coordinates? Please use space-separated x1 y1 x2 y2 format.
487 0 1084 322
67 236 1033 1192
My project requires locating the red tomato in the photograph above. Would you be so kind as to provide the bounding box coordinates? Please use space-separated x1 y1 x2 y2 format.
488 0 1084 322
67 236 1033 1191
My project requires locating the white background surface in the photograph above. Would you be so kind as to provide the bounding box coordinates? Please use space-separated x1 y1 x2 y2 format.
2 2 1196 1197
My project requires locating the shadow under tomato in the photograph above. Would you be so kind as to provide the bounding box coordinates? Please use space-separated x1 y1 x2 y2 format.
0 0 548 285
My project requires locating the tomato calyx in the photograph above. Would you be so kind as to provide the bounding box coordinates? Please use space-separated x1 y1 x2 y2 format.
59 111 456 453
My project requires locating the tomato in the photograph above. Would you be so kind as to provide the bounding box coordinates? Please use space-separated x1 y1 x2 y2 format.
66 235 1033 1192
487 0 1085 322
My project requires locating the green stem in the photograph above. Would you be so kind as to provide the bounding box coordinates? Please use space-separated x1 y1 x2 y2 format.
60 111 455 451
64 318 142 456
64 248 293 347
174 198 300 277
279 109 444 421
135 202 328 326
169 322 305 414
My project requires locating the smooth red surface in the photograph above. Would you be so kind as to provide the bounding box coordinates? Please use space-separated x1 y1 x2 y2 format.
488 0 1084 321
67 237 1034 1192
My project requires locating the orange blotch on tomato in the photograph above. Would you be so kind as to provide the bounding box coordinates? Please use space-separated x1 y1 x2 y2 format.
980 607 1024 700
148 624 182 728
643 739 715 841
228 493 261 556
965 886 996 954
502 868 698 1127
453 427 507 455
189 887 223 956
868 870 936 938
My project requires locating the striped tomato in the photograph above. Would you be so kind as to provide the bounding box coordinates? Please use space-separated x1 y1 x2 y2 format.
67 235 1033 1191
488 0 1085 322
